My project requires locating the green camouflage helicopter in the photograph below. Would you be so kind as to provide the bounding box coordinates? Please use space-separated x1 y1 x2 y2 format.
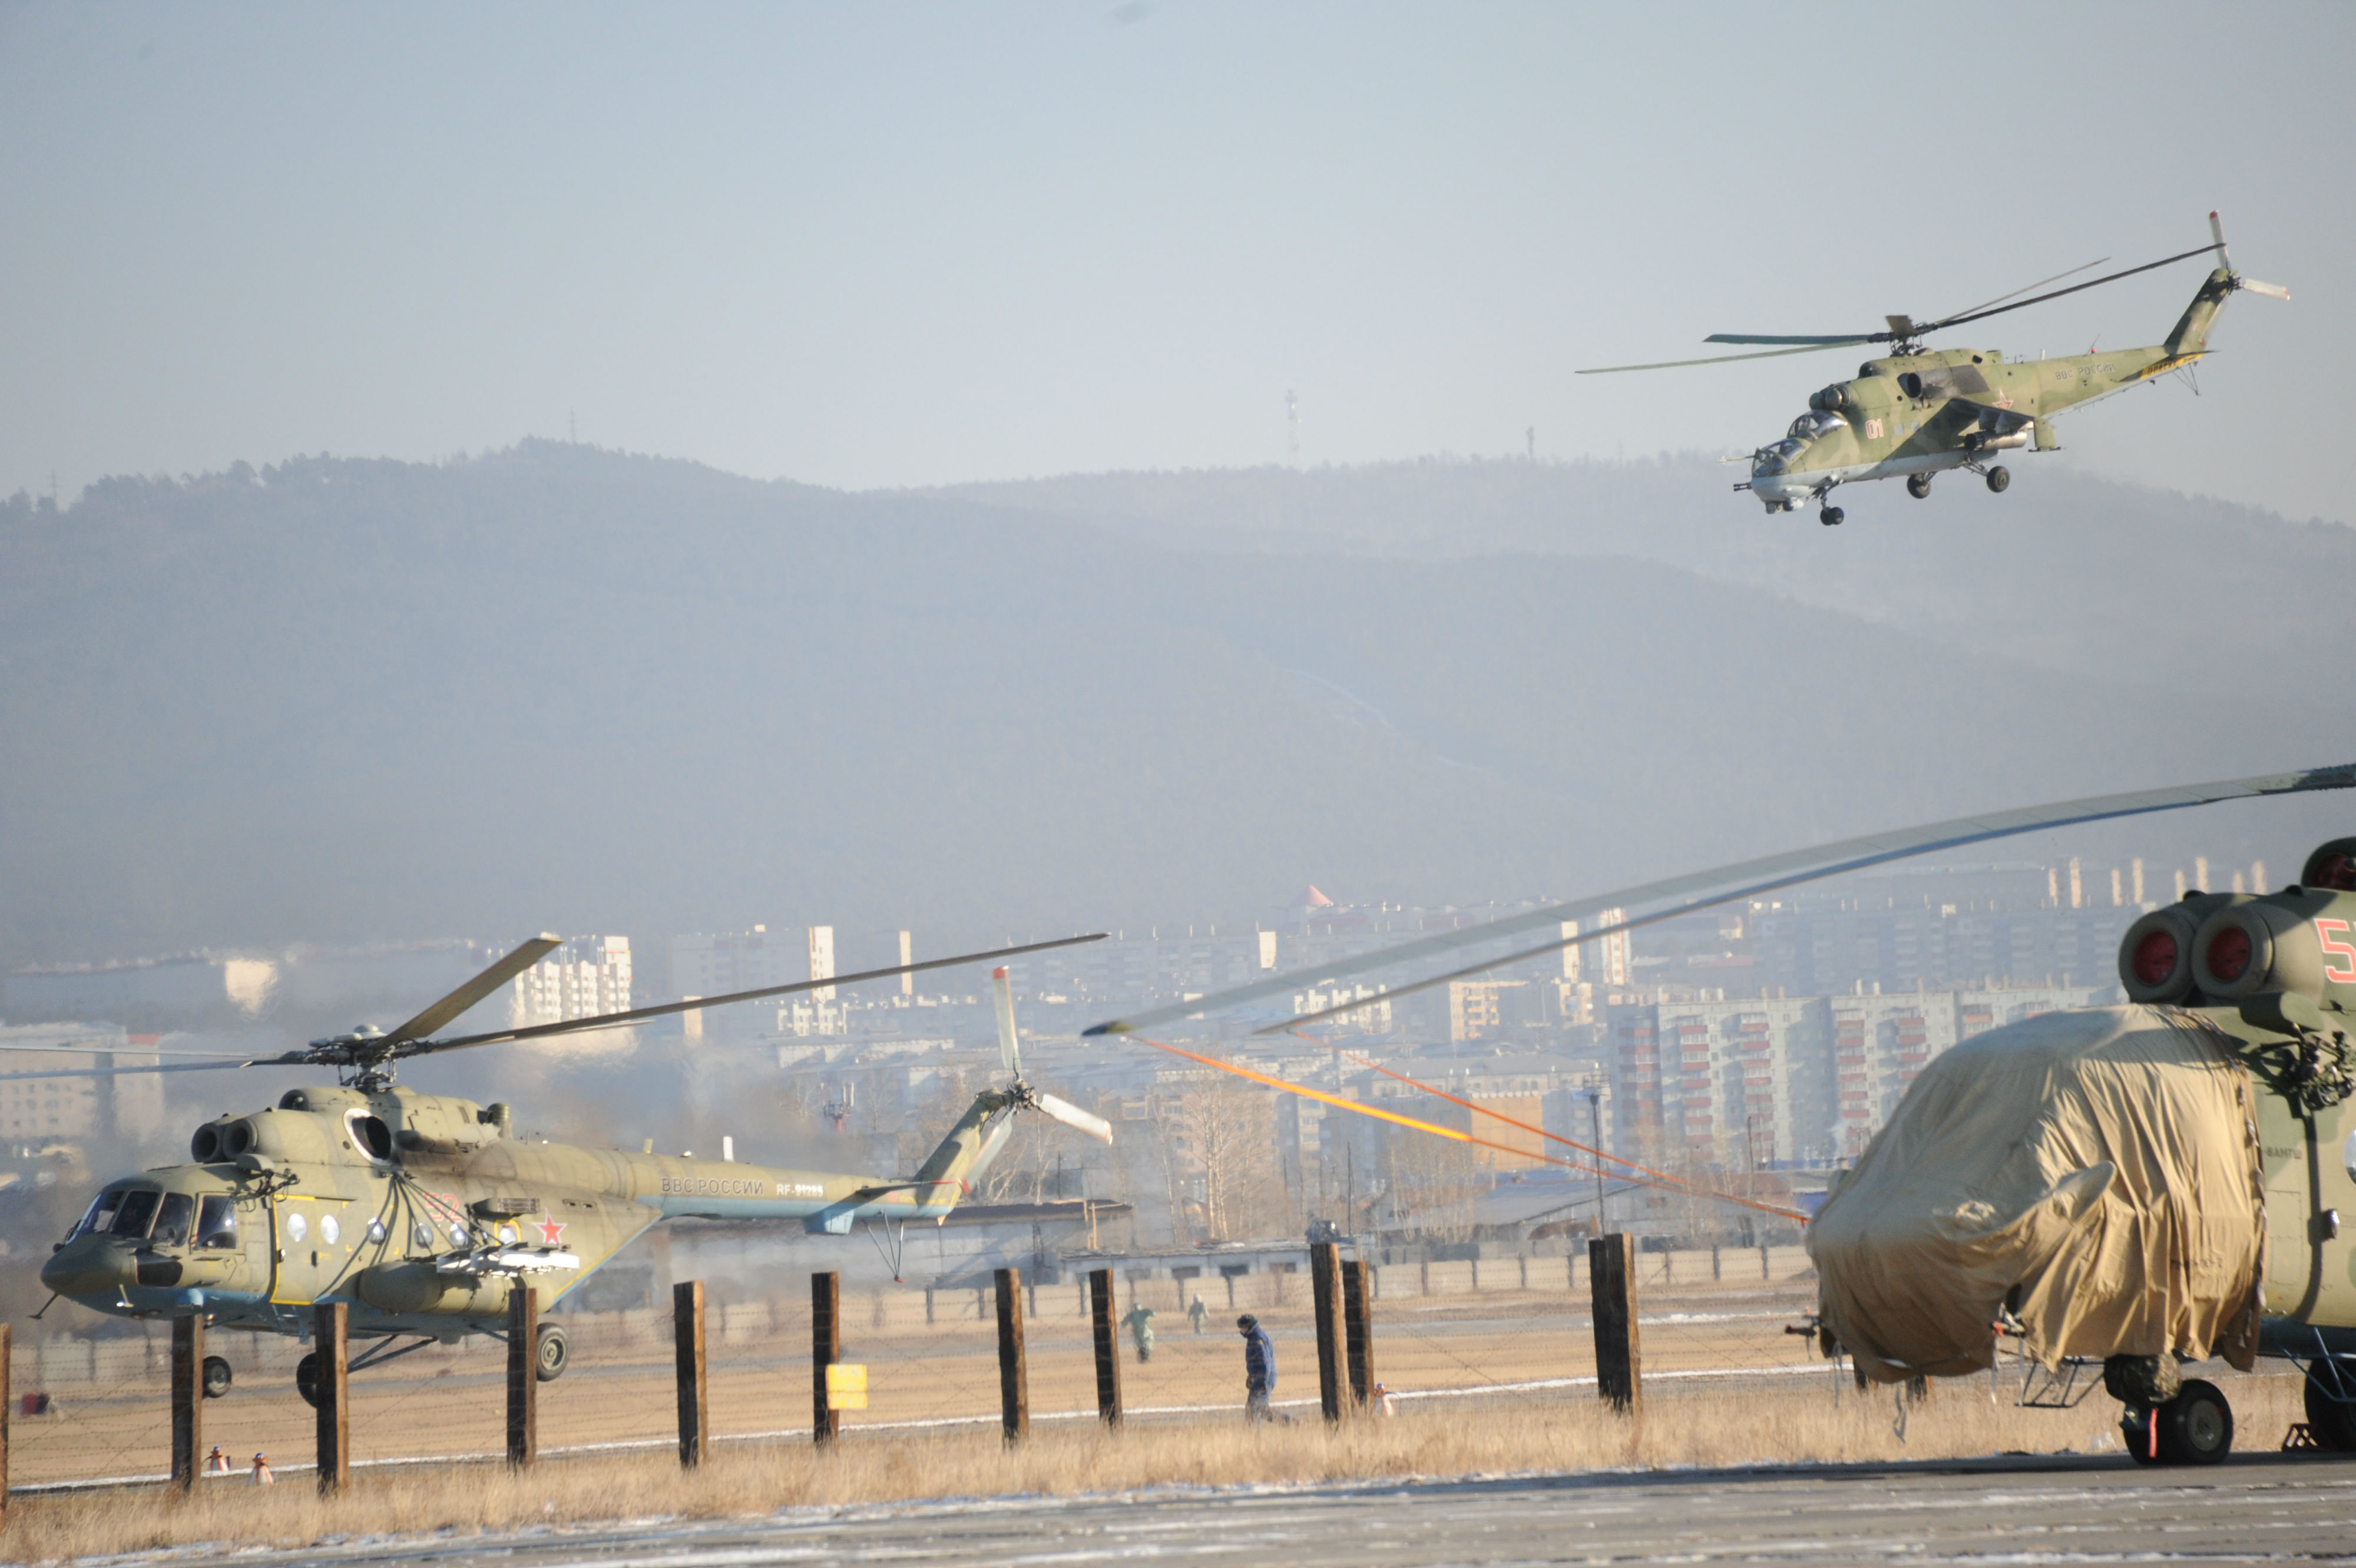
1582 214 2288 525
1087 762 2356 1464
34 934 1108 1403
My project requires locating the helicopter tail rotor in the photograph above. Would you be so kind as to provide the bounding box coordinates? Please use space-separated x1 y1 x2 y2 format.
2210 210 2290 300
1031 1089 1114 1145
992 966 1022 1079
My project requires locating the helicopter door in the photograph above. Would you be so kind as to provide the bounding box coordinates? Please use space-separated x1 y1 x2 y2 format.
267 1196 332 1306
239 1192 276 1301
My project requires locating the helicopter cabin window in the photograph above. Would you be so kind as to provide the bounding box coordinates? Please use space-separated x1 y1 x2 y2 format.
1788 411 1847 442
70 1188 126 1239
150 1192 194 1248
111 1187 162 1240
196 1195 238 1249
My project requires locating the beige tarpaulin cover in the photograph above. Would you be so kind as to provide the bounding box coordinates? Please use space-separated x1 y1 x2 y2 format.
1808 1005 2265 1383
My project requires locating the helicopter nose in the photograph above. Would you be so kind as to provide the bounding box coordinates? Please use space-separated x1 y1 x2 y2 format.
39 1238 126 1298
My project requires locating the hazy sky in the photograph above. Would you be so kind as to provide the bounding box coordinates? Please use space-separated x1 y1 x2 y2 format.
4 4 2348 522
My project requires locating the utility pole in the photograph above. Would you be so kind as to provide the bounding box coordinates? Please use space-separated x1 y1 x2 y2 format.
1587 1088 1607 1229
1286 390 1301 466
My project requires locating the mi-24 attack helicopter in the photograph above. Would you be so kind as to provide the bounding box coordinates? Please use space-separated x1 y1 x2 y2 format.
1581 213 2288 525
1087 760 2356 1466
34 933 1110 1404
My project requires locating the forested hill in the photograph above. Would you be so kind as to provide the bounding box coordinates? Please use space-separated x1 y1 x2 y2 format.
0 442 2341 970
927 457 2356 701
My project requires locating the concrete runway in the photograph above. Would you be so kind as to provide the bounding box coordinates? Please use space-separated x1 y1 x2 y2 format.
168 1451 2356 1567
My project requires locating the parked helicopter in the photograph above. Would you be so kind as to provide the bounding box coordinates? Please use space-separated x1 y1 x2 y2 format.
1580 214 2288 525
34 934 1108 1404
1086 762 2356 1464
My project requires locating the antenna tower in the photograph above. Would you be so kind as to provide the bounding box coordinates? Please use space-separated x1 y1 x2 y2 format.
1286 390 1300 466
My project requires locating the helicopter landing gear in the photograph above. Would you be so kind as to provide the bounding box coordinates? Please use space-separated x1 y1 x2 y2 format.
2121 1378 2234 1466
201 1354 233 1399
1818 505 1844 527
1985 465 2010 494
535 1321 570 1382
2304 1369 2356 1450
1906 473 1933 499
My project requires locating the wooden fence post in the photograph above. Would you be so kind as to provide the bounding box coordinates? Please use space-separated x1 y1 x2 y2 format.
170 1314 202 1494
1310 1242 1346 1424
507 1285 537 1467
0 1323 9 1522
994 1266 1029 1444
1589 1233 1641 1414
812 1271 842 1446
314 1302 349 1494
675 1280 709 1467
1342 1258 1375 1410
1088 1267 1121 1427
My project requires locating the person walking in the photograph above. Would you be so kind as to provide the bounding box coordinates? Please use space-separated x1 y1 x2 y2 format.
1187 1294 1208 1334
1239 1313 1279 1421
1121 1300 1157 1362
250 1451 274 1485
205 1444 231 1475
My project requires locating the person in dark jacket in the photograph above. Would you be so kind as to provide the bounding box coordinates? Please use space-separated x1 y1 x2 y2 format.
1238 1313 1277 1421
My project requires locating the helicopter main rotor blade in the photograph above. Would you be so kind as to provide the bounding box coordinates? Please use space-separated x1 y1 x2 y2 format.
993 966 1022 1080
1031 1089 1113 1145
1576 340 1868 375
0 1057 272 1083
1931 256 2110 328
381 934 563 1045
418 932 1106 1054
0 1041 272 1058
1084 760 2356 1038
1922 242 2221 336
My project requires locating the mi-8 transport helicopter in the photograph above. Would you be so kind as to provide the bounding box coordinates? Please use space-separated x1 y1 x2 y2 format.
1581 214 2287 525
35 934 1108 1404
1087 762 2356 1464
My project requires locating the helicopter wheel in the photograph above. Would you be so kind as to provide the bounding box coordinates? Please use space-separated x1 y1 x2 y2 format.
1985 465 2010 494
2304 1372 2356 1450
535 1321 570 1382
295 1352 321 1409
1906 473 1932 499
201 1354 233 1399
1818 506 1844 527
2123 1380 2234 1466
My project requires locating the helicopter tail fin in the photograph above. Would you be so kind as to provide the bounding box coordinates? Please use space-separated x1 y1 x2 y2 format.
2163 264 2236 359
904 1089 1019 1216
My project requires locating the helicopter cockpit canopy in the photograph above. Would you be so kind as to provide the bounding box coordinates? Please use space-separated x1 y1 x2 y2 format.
1788 409 1848 442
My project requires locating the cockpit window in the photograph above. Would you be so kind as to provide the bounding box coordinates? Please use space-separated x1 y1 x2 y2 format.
1788 410 1848 441
112 1188 161 1240
150 1192 194 1248
71 1189 125 1239
196 1195 239 1249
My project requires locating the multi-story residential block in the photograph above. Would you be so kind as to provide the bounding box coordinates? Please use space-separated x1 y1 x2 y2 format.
509 935 631 1027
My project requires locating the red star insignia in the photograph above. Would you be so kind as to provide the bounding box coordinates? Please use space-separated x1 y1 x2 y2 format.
536 1216 566 1246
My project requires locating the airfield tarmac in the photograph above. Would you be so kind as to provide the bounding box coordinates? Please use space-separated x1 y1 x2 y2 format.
80 1451 2356 1567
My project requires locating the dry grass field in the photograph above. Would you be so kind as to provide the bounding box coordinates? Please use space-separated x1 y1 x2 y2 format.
2 1252 2316 1563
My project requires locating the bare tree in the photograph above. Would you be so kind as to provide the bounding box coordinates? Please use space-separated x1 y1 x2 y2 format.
1174 1079 1287 1240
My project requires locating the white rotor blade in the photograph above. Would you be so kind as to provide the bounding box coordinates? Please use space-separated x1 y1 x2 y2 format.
1033 1090 1114 1145
2239 278 2291 300
2209 209 2231 269
992 966 1021 1079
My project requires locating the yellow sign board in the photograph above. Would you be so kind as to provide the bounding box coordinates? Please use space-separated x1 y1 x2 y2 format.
825 1362 868 1411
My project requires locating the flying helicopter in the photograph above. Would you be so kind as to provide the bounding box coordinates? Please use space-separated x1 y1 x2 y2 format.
32 934 1110 1404
1085 761 2356 1465
1580 213 2288 525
